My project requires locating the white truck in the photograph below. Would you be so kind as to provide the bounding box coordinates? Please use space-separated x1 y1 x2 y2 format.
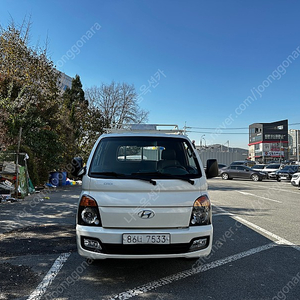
71 124 218 259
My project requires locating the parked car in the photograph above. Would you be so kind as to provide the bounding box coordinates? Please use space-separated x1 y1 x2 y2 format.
251 164 266 171
291 172 300 187
218 163 227 175
263 163 282 179
230 160 257 168
276 165 300 181
220 165 267 181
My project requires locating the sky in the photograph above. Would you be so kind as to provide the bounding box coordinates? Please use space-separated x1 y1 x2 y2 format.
1 0 300 149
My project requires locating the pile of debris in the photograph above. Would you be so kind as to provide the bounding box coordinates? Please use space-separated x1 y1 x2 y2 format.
0 153 32 202
0 195 20 203
0 162 16 203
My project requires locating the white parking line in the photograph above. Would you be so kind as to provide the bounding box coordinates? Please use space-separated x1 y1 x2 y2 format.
107 207 300 299
214 205 300 252
268 187 300 195
237 191 282 203
107 242 277 300
27 252 71 300
27 205 300 300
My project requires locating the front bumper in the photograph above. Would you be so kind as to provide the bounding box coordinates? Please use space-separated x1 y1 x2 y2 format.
276 174 292 181
267 172 277 179
76 224 213 259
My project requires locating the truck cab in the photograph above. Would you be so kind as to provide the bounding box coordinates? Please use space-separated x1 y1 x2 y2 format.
72 124 218 259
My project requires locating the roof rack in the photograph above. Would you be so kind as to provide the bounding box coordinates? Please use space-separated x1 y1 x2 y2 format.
104 124 186 135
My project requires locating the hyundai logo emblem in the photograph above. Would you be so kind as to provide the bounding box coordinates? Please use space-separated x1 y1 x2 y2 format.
138 210 155 219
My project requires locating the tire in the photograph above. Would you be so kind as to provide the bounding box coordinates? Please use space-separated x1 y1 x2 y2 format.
222 173 229 180
251 174 259 181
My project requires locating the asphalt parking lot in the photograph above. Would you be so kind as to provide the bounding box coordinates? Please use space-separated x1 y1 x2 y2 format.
1 179 300 300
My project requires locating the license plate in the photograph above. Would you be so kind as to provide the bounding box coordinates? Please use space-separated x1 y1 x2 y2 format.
281 176 287 179
123 234 170 244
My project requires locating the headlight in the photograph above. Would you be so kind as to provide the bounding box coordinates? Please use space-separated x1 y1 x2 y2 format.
190 195 211 226
78 195 102 226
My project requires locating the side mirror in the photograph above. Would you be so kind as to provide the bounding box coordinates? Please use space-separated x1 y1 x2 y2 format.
71 157 86 178
205 159 218 179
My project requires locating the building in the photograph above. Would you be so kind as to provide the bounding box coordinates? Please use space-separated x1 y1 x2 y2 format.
57 71 73 93
248 120 288 163
288 129 300 161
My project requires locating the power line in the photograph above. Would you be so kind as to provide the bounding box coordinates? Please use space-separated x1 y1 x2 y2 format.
186 130 249 135
187 127 247 130
187 122 300 130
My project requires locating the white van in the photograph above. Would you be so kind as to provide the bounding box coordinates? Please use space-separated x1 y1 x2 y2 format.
71 124 218 259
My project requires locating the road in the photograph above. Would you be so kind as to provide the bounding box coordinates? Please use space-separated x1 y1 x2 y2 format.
0 179 299 300
0 186 78 300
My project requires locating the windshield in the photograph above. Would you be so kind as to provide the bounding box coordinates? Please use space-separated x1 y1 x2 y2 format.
252 165 265 169
89 136 201 179
265 164 280 169
281 165 297 171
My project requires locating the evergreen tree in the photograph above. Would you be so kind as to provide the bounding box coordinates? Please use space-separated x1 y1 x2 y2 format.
62 75 93 162
0 21 63 183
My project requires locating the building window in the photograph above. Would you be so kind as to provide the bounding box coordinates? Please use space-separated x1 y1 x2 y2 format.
250 134 262 143
250 127 262 134
264 134 285 140
254 144 261 150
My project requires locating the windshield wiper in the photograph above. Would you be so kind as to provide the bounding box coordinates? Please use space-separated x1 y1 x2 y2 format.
90 171 194 185
131 172 195 185
134 177 157 185
168 176 195 185
91 171 157 185
130 172 159 185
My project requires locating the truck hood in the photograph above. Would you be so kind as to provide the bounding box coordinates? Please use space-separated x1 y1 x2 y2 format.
81 177 208 228
83 177 207 207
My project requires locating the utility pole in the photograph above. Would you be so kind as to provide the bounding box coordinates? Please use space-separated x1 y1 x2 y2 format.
15 127 22 198
279 136 282 163
200 134 205 149
297 130 299 162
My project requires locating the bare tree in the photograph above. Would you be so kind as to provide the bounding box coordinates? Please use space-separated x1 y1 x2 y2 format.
85 82 148 128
